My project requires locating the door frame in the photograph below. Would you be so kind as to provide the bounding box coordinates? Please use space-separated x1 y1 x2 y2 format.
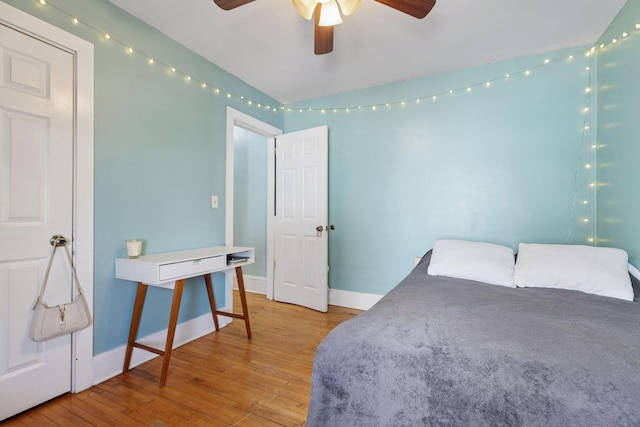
1 3 95 392
225 107 282 300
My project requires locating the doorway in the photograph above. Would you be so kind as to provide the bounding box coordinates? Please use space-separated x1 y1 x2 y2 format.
225 108 282 300
225 109 329 312
233 126 269 290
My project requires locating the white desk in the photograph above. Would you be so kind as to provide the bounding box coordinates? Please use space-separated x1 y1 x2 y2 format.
115 246 254 387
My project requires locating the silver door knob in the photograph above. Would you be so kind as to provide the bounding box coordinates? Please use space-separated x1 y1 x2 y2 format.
316 225 323 236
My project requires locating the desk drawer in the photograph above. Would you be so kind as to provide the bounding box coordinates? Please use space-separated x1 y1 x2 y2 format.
159 255 225 281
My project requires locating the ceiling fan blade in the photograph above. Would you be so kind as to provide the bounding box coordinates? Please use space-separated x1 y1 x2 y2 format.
314 3 334 55
213 0 256 11
374 0 435 19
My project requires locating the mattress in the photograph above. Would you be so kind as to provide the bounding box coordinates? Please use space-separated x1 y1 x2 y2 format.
307 252 640 426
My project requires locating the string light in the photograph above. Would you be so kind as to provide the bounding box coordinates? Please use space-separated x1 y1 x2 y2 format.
566 42 595 245
37 0 635 119
287 47 590 113
35 0 280 112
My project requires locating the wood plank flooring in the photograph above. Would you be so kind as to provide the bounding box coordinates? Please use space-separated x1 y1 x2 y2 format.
4 291 362 427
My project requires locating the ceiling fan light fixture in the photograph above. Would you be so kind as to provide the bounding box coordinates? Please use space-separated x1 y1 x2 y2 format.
318 0 343 26
336 0 361 16
292 0 316 20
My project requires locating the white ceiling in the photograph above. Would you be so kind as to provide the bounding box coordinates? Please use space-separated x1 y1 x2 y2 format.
107 0 626 104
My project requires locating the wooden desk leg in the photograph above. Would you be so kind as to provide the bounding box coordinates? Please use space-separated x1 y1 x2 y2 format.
235 266 252 339
159 279 185 388
204 274 220 332
123 282 148 373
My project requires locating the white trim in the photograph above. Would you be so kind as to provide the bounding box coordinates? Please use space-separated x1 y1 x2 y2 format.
225 107 282 302
629 263 640 280
232 274 267 295
328 289 382 311
92 311 232 386
0 3 94 393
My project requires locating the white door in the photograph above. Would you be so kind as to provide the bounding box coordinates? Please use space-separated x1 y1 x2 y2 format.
274 126 328 312
0 23 74 420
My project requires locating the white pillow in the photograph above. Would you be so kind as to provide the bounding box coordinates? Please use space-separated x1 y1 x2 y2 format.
428 239 516 287
514 243 633 301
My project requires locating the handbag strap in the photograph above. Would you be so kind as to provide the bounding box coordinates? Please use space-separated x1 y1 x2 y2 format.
34 235 85 308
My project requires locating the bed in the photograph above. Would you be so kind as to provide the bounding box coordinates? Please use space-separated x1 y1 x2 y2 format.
307 241 640 426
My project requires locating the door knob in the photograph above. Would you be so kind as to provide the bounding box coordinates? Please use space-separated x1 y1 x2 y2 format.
316 225 323 237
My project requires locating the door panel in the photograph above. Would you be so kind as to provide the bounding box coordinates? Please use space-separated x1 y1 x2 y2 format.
274 126 328 312
0 23 74 420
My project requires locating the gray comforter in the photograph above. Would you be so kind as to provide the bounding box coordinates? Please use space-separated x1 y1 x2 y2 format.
307 252 640 426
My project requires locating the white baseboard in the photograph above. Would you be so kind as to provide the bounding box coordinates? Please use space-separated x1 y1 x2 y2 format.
233 275 381 311
329 288 382 311
233 274 266 294
92 310 232 386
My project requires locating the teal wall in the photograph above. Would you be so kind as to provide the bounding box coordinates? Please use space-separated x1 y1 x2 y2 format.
284 47 597 295
233 127 268 277
2 0 283 355
10 0 631 355
596 0 640 266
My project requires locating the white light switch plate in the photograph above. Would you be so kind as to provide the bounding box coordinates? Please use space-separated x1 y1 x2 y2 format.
211 195 218 208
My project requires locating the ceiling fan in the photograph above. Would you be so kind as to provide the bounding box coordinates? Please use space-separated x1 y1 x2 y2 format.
212 0 436 55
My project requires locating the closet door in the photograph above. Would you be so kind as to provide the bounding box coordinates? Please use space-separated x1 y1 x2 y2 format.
0 23 74 420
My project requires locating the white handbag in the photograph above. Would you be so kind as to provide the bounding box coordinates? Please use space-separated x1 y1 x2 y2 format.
30 235 92 342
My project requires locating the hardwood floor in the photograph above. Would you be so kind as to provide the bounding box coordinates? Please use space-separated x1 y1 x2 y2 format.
4 292 362 427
